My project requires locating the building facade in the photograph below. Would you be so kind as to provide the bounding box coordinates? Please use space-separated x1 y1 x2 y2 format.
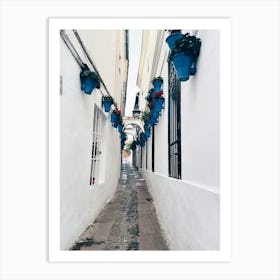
135 29 220 250
60 30 128 250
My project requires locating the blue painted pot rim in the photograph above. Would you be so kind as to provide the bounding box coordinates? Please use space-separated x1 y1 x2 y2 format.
165 33 183 49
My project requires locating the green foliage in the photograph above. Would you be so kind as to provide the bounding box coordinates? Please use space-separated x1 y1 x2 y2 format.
141 108 151 122
169 33 201 60
102 95 114 104
152 76 163 83
112 108 121 115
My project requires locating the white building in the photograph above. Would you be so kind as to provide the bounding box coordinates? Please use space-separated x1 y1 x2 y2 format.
60 29 128 250
135 29 220 250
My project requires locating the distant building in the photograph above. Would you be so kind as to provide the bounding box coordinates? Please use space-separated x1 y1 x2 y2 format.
60 30 128 249
135 30 220 250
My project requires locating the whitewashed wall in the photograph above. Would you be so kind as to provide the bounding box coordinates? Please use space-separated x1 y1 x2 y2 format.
138 30 220 250
60 32 124 250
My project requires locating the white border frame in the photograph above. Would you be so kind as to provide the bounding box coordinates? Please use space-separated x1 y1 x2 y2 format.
49 18 231 262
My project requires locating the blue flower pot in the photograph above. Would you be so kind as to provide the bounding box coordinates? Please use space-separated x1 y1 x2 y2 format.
111 113 117 124
118 124 123 133
140 133 147 142
154 98 164 112
144 125 151 138
83 78 98 94
152 80 163 92
171 52 194 81
165 33 183 50
145 130 151 138
111 113 120 127
103 101 112 112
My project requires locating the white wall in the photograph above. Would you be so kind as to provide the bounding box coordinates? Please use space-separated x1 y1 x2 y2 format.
137 30 220 250
60 34 122 250
181 30 220 189
140 169 219 250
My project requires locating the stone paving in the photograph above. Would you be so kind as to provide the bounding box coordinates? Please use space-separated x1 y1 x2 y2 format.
71 162 168 250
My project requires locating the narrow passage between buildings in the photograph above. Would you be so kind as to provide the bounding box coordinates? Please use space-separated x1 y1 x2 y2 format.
71 162 168 251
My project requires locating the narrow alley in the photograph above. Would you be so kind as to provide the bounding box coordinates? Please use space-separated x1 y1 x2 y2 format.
59 29 220 251
71 162 168 251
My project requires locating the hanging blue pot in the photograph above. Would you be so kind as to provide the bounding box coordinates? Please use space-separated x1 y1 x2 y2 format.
83 78 98 94
140 141 145 147
171 52 194 81
154 98 164 112
103 101 112 112
140 132 147 142
113 120 118 128
111 113 117 124
111 113 119 127
118 124 123 133
144 125 151 138
152 80 163 92
165 33 183 50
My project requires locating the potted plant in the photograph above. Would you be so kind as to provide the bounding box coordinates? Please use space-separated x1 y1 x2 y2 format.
80 70 101 94
155 90 163 98
168 33 201 81
165 31 183 49
141 108 151 123
130 140 137 151
102 95 114 112
152 76 163 91
118 123 123 133
148 101 155 108
145 94 153 103
140 132 147 143
153 96 165 113
144 124 151 138
111 108 121 127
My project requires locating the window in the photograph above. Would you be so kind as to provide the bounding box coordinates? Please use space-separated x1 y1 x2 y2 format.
89 106 104 186
168 61 182 179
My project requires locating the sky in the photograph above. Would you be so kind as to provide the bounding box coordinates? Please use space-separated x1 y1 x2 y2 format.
125 30 143 117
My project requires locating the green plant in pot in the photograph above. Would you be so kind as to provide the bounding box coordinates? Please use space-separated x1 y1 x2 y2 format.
152 76 163 91
102 95 114 112
80 70 101 94
141 108 151 123
168 33 201 81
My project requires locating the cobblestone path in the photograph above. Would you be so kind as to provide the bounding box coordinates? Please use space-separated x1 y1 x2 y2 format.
71 162 168 250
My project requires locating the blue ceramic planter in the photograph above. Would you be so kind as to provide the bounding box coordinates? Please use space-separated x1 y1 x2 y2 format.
165 33 183 50
140 133 147 142
171 52 194 81
152 80 163 92
144 125 151 138
83 78 98 94
154 98 164 112
103 101 112 112
111 113 117 124
118 124 123 133
111 113 120 127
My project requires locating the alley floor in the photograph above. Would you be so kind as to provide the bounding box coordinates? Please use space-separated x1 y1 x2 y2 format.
71 162 168 250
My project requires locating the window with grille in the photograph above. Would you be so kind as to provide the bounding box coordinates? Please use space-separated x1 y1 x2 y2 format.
168 61 182 179
89 106 103 186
